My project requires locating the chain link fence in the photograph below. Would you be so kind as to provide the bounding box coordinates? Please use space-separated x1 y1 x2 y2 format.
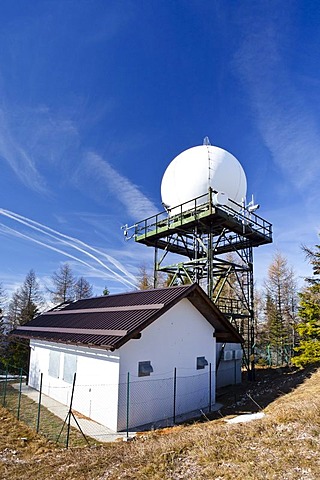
118 364 215 432
256 343 295 367
0 365 91 447
0 363 215 447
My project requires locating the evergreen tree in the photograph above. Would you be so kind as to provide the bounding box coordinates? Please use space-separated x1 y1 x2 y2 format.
7 291 20 329
103 286 110 295
292 241 320 367
0 309 5 364
0 282 6 307
74 277 93 300
50 263 76 303
0 283 7 362
262 253 297 365
255 289 272 365
5 270 43 369
49 264 94 303
17 270 43 325
303 242 320 280
0 283 6 323
7 270 43 327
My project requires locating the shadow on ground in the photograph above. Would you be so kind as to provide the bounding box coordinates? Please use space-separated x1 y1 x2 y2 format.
210 365 319 419
208 364 320 420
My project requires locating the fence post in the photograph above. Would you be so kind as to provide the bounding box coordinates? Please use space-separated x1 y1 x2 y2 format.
2 366 8 407
126 372 130 439
173 367 177 424
17 368 23 420
209 362 212 412
36 373 43 433
66 373 77 449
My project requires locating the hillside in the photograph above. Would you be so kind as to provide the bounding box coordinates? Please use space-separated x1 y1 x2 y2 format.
1 366 320 480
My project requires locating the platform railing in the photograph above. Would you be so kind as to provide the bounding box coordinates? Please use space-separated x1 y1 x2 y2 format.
134 190 272 242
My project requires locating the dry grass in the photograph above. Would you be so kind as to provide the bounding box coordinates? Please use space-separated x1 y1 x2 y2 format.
1 366 320 479
2 384 94 447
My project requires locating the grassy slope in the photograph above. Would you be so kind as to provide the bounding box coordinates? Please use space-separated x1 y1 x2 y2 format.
1 367 320 480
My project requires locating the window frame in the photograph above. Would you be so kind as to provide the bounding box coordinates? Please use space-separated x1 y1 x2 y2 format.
48 350 61 378
62 353 77 384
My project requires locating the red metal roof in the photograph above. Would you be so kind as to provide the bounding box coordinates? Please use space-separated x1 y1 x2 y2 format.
11 284 243 349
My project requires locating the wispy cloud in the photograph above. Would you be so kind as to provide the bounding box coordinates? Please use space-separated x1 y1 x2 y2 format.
0 100 82 194
0 108 47 193
75 151 158 220
234 7 320 194
0 209 138 290
232 4 320 286
0 90 156 221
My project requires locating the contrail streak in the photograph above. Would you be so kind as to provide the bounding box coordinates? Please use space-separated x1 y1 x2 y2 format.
0 209 138 289
0 209 136 287
0 209 136 282
0 223 136 289
0 224 99 271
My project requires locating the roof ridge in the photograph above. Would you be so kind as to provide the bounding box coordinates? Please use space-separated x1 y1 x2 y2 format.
76 284 193 302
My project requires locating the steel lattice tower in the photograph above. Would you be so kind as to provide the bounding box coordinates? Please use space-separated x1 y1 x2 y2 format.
130 188 272 376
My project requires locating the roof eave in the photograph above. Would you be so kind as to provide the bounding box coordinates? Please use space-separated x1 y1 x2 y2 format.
11 331 114 351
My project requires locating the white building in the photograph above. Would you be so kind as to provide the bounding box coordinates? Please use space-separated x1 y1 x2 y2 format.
12 284 243 431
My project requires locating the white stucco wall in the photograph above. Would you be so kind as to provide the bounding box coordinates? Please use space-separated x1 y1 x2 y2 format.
28 298 218 432
29 340 120 431
216 342 242 388
117 299 216 430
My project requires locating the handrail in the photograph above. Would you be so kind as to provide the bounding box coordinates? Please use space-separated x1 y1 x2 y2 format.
134 190 272 241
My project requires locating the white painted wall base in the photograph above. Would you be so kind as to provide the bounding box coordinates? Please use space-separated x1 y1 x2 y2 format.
216 343 242 388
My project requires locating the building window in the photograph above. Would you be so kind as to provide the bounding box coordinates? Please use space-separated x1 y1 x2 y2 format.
223 350 233 361
49 350 60 378
63 353 77 384
234 349 243 360
138 361 153 377
196 356 208 370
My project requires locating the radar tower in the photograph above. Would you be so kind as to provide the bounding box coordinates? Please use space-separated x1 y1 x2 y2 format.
125 141 272 377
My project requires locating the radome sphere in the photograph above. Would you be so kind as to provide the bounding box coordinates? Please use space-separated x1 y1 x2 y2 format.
161 145 247 212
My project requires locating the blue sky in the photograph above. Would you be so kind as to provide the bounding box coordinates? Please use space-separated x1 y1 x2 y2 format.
0 0 319 301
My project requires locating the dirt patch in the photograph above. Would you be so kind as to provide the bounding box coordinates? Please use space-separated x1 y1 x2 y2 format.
213 364 318 418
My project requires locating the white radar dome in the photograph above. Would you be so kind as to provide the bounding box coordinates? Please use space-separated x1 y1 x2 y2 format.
161 145 247 212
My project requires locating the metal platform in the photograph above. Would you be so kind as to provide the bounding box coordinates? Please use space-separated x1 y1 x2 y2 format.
134 190 272 254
